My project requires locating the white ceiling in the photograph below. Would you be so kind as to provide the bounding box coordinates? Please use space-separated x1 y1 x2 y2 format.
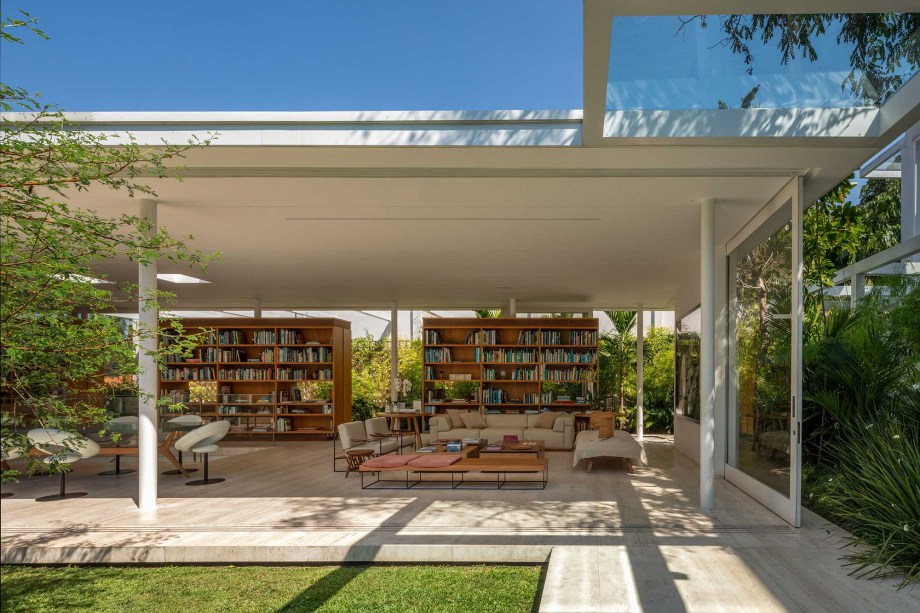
66 140 881 311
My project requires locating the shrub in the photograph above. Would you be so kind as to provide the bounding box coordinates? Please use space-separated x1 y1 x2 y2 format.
821 417 920 587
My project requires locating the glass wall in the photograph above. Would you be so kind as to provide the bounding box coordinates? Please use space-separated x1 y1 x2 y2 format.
729 212 793 495
675 307 701 421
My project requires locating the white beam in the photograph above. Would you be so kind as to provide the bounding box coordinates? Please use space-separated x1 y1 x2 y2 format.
636 306 644 441
138 199 158 512
583 0 614 146
700 198 716 512
833 235 920 284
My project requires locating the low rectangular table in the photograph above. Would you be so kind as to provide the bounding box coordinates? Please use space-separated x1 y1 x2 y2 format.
359 455 548 490
478 440 545 459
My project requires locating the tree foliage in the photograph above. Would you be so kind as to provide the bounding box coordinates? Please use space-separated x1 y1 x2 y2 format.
688 13 920 105
1 13 215 479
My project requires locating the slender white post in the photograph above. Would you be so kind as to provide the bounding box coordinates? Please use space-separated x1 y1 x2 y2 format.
902 125 918 246
635 306 644 441
390 308 399 404
851 273 865 307
253 298 262 318
700 198 716 512
138 199 159 511
506 298 517 318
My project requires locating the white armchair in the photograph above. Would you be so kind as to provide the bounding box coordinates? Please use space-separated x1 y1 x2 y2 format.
175 420 231 486
27 428 101 501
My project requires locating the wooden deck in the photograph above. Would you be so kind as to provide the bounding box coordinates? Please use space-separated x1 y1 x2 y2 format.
1 437 917 612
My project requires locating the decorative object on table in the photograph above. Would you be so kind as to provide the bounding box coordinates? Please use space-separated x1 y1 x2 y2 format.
503 434 519 444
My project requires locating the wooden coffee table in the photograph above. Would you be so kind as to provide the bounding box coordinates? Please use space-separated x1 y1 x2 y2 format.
429 439 486 458
478 440 545 459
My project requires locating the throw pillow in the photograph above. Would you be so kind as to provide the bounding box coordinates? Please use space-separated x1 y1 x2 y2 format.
459 412 488 429
533 411 557 429
445 409 468 429
553 415 566 433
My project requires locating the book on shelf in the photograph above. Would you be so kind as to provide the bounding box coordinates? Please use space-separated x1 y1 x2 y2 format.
424 330 442 345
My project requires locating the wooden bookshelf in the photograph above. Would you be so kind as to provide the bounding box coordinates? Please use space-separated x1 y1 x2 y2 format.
159 318 351 439
421 318 599 416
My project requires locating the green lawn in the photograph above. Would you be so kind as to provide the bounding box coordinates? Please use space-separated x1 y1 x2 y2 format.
0 564 542 613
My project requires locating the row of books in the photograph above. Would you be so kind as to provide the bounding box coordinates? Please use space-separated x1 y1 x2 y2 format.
541 366 596 382
277 368 332 381
517 330 539 344
482 368 537 381
483 349 536 363
425 330 442 344
568 330 598 345
424 348 453 363
218 330 247 344
162 367 216 381
218 368 273 381
541 349 596 363
278 329 304 344
482 387 508 403
277 347 332 362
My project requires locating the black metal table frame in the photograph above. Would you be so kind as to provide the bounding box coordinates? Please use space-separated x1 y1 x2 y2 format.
360 465 547 490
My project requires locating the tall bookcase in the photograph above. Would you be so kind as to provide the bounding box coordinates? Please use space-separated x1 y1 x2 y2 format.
159 318 351 438
421 318 599 415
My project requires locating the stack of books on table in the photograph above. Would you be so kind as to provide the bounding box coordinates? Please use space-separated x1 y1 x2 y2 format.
416 446 437 453
461 438 480 445
484 444 503 452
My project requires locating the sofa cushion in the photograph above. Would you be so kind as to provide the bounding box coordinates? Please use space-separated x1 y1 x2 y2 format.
362 454 419 468
460 413 488 429
407 455 461 468
481 427 526 443
446 409 469 429
484 414 528 428
524 428 566 449
533 412 557 429
437 428 481 440
553 416 566 433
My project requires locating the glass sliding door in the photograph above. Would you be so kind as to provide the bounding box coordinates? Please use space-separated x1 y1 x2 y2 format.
726 179 803 526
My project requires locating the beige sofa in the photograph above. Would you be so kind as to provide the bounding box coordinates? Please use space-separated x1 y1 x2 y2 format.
428 412 575 450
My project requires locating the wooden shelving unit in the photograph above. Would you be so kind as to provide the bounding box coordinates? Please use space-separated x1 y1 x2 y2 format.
421 318 599 415
159 318 351 439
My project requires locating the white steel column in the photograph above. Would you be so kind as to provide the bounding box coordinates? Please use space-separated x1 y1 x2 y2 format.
504 298 517 318
253 298 262 318
635 306 644 441
791 176 805 527
851 273 865 306
138 199 159 511
700 198 716 512
903 124 918 245
390 308 399 404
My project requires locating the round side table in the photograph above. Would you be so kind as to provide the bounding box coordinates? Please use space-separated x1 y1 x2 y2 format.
345 449 374 478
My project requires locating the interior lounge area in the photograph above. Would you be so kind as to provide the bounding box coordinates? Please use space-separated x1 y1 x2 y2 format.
3 2 919 610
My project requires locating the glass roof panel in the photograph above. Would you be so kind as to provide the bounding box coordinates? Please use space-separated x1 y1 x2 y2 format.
607 14 920 112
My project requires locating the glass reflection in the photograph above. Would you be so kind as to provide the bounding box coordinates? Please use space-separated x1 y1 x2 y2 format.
733 221 792 495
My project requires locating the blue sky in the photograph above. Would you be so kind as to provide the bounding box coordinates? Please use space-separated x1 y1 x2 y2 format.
1 1 582 111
